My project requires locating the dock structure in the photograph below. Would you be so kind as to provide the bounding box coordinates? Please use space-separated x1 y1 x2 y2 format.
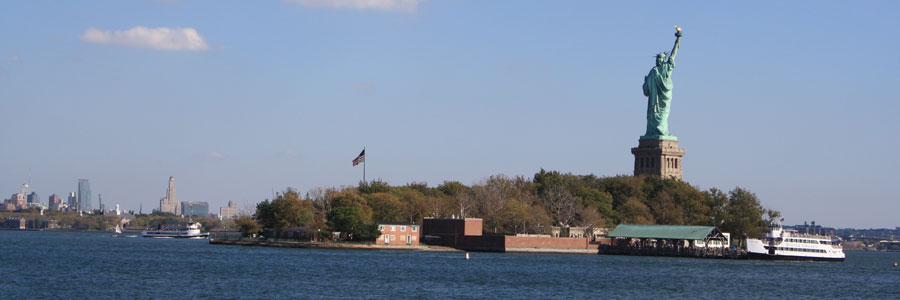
599 224 746 259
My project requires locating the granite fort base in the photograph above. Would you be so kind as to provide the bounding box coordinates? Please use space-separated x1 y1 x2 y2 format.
631 139 685 180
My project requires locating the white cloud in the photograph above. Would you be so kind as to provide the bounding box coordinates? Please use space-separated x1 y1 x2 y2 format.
9 55 21 62
286 0 424 12
80 26 209 51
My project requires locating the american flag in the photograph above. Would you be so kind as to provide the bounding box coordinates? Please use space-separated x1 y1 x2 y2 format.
352 149 365 166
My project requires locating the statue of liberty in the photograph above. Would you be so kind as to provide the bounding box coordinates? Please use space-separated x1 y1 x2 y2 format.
641 27 682 140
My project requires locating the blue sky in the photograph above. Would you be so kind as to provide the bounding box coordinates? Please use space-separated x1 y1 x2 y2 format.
1 0 898 228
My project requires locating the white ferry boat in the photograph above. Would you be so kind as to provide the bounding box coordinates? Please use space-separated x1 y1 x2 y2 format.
747 222 844 262
141 222 209 239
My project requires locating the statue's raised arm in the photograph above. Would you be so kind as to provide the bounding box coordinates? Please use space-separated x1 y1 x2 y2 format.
669 26 682 63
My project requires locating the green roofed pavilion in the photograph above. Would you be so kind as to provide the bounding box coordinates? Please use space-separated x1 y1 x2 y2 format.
608 224 724 241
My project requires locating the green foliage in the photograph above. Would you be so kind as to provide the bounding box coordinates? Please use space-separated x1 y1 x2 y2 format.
358 180 391 194
721 187 769 241
235 216 262 236
354 223 382 241
326 207 378 241
367 192 405 223
242 171 774 239
255 189 316 231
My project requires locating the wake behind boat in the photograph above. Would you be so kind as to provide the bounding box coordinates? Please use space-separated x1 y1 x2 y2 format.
142 221 209 239
747 222 844 262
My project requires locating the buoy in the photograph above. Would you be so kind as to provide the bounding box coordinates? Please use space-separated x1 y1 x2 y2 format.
465 252 470 260
893 261 897 268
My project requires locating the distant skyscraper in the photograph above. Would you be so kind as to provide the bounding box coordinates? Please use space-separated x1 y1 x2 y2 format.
159 176 180 215
219 201 238 219
181 202 209 218
10 193 26 209
67 192 77 210
21 183 30 200
77 179 92 212
49 194 61 211
27 192 39 205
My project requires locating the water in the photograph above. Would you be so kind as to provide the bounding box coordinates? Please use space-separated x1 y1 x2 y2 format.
2 230 899 299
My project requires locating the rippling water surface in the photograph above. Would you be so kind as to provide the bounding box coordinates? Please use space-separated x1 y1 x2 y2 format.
2 230 899 299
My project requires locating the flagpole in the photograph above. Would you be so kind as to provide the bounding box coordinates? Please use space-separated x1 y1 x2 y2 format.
363 147 366 183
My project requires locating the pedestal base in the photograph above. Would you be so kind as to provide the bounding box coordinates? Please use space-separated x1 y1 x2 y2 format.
631 139 685 180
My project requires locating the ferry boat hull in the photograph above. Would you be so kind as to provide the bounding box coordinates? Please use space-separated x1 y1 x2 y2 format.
747 252 845 262
141 231 209 239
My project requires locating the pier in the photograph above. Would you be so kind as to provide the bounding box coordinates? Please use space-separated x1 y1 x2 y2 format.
599 224 747 259
598 244 746 259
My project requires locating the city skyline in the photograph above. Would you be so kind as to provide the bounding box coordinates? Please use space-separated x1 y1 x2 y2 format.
2 1 899 228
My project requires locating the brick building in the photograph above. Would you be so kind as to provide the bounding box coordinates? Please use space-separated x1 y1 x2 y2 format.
376 223 420 245
421 218 483 246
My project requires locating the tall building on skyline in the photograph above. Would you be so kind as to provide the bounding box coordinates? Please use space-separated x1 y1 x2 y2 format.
77 179 92 212
48 194 61 211
181 201 208 218
220 201 238 220
10 193 26 209
27 192 39 205
159 176 180 215
67 192 77 211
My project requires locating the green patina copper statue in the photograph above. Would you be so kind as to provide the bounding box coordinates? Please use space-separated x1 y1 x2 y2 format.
641 27 682 140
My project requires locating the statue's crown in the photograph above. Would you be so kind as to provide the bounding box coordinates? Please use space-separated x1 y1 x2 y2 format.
657 52 667 58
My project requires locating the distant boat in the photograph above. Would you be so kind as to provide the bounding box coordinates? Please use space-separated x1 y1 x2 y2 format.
141 221 209 239
747 222 845 262
113 224 125 237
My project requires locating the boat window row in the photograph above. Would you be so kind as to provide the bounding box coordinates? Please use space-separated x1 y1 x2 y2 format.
786 238 821 244
778 247 826 253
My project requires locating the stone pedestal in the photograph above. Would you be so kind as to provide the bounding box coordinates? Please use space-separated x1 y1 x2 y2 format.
631 139 685 180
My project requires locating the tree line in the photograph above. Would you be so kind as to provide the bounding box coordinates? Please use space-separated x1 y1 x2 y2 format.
239 170 779 243
0 209 226 232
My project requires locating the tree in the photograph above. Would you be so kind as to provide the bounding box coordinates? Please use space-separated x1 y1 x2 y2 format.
721 187 767 242
618 197 654 224
327 189 373 223
235 216 262 237
255 189 315 231
648 191 684 225
473 175 514 233
576 205 606 230
500 199 532 234
367 192 405 223
438 181 472 218
543 184 578 226
705 188 729 227
326 207 378 241
358 179 391 194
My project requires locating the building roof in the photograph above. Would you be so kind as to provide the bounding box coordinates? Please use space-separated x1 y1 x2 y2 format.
608 224 720 240
377 222 418 226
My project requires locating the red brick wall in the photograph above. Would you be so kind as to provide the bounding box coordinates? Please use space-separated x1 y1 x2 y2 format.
463 219 483 236
504 236 598 250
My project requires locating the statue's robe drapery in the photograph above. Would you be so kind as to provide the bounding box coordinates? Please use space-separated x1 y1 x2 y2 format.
642 58 675 137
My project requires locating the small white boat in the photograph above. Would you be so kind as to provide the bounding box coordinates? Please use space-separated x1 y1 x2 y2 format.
141 221 209 239
113 224 125 237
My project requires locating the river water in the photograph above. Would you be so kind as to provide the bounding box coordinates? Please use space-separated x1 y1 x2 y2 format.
2 230 898 299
